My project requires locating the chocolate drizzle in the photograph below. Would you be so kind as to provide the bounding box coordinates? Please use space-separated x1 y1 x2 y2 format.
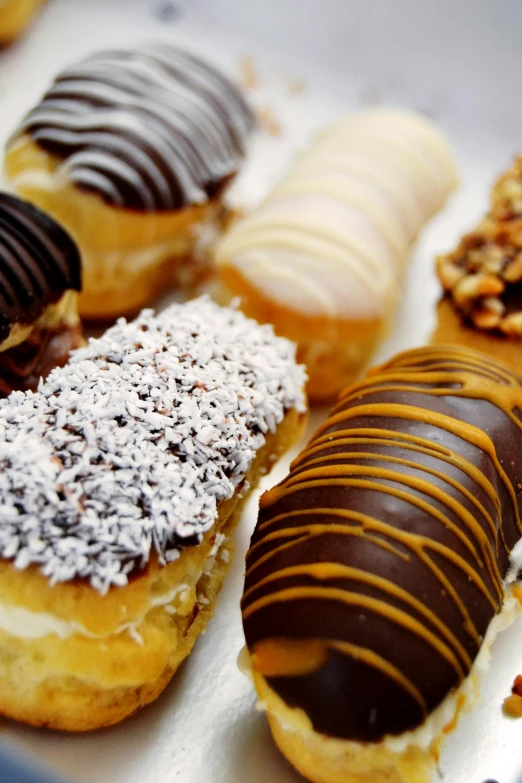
242 346 522 742
13 45 255 211
0 193 81 342
0 322 83 396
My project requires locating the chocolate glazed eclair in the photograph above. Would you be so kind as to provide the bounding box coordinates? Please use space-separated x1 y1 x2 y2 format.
241 345 522 783
0 192 82 396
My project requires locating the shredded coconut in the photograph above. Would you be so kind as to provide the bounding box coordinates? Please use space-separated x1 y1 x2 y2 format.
0 297 306 594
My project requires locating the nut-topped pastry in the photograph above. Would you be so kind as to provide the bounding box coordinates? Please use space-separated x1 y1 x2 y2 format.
241 345 522 783
0 296 306 731
5 44 255 319
0 192 82 396
216 108 458 402
434 156 522 371
0 0 46 46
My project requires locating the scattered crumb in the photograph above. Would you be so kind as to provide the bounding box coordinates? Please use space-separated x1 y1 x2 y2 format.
257 106 282 137
239 56 259 89
289 78 306 95
503 675 522 717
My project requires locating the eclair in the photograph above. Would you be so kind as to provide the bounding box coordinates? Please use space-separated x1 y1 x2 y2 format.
433 155 522 373
241 345 522 783
216 108 458 402
5 44 255 319
0 192 82 396
0 0 46 45
0 296 306 731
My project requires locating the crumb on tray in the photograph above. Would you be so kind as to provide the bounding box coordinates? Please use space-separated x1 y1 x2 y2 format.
257 106 282 137
239 56 259 89
503 675 522 717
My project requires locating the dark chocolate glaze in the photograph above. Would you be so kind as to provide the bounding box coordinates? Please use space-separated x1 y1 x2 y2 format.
0 193 81 342
13 45 255 212
242 346 522 742
0 321 83 396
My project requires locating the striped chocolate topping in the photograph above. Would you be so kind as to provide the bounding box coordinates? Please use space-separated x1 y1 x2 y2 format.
242 345 522 741
12 44 255 211
0 193 81 342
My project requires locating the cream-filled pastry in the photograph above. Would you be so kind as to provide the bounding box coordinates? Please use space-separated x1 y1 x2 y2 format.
0 192 82 396
433 154 522 372
5 44 255 319
216 108 458 402
242 345 522 783
0 296 306 731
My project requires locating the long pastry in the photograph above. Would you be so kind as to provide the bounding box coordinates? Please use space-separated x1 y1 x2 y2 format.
0 192 82 396
216 108 458 402
241 345 522 783
5 44 255 319
0 296 306 731
0 0 46 45
433 155 522 372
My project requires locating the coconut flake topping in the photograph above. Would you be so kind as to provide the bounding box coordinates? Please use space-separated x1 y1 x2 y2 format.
0 297 306 593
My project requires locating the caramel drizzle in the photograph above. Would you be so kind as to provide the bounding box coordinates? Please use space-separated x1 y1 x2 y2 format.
252 637 428 716
248 508 492 647
244 563 472 670
312 403 522 538
243 348 522 695
291 434 501 547
289 455 502 594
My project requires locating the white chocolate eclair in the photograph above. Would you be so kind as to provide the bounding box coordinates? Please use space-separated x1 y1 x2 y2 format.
0 296 306 731
216 108 458 402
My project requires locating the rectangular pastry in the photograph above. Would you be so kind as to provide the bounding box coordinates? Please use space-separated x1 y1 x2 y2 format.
216 108 458 402
5 45 255 319
241 344 522 783
0 296 307 731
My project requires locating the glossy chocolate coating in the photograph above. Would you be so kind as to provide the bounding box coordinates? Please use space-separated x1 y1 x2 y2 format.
242 346 522 741
14 45 255 212
0 322 83 396
0 193 81 341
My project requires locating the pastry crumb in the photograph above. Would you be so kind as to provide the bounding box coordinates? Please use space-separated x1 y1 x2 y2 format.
257 106 282 137
289 78 306 95
503 675 522 717
239 56 259 89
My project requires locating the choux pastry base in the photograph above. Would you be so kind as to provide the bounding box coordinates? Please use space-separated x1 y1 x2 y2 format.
0 407 305 731
5 136 225 320
218 266 387 404
253 672 440 783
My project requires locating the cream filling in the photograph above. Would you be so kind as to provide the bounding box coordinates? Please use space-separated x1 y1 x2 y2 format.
0 290 80 353
243 560 522 756
0 533 228 644
8 162 223 289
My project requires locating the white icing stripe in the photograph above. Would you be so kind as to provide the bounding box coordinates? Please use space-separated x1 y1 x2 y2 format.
216 108 458 320
11 45 254 211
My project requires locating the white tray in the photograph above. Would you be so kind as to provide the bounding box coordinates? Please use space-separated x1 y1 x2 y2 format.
0 1 521 781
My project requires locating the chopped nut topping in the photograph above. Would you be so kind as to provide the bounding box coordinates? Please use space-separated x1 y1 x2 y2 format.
437 156 522 336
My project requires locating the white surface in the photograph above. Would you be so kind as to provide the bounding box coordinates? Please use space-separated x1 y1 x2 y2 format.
0 1 522 782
